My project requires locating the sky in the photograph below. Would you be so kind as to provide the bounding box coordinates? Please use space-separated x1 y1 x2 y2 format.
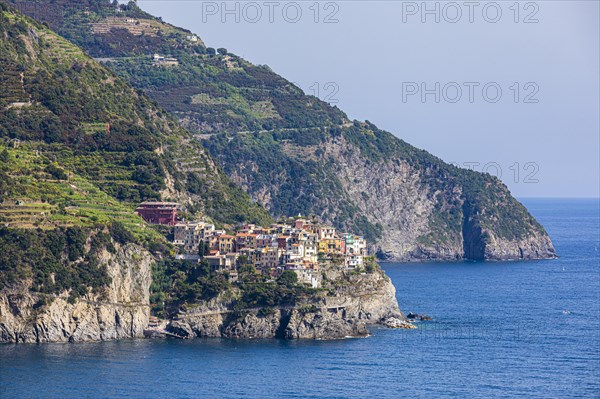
136 0 599 198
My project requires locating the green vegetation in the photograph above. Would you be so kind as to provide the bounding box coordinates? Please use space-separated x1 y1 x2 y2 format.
149 259 320 317
0 4 387 320
7 0 346 134
0 142 164 242
202 130 383 242
364 256 380 273
0 3 270 229
6 0 545 247
0 227 112 302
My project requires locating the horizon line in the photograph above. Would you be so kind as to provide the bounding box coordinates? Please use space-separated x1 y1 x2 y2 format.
517 196 600 200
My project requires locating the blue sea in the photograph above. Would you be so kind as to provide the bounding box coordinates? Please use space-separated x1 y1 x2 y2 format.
1 198 598 398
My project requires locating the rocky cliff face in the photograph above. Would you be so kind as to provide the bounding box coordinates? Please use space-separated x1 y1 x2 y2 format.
168 267 403 340
224 134 556 262
0 243 153 343
321 135 463 261
482 230 557 261
284 271 402 339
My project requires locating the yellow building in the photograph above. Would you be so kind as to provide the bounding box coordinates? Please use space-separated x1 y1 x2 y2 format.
218 235 235 253
318 240 328 253
318 238 345 254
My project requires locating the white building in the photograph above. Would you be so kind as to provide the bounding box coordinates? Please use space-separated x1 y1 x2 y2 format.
153 53 179 66
345 254 364 269
173 221 216 253
343 234 367 256
205 252 238 272
342 234 366 269
317 226 336 240
293 269 319 288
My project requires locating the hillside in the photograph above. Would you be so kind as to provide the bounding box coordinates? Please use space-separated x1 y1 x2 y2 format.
0 2 270 228
0 1 269 338
6 0 556 261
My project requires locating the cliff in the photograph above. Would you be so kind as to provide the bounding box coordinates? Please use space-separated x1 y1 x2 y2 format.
0 228 405 343
168 266 404 340
217 133 556 261
323 134 556 261
0 242 153 343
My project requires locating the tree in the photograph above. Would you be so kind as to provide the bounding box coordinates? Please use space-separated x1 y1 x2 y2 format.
217 48 228 56
109 221 135 245
206 47 216 56
196 259 210 276
198 241 210 258
237 255 249 267
277 270 298 287
65 227 87 261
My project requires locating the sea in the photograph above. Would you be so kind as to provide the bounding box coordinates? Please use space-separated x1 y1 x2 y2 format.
1 198 598 398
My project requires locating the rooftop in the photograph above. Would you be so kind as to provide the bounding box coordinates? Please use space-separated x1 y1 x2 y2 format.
137 201 180 207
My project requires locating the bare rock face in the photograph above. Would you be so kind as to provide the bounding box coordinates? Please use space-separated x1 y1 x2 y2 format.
323 136 464 261
326 137 557 261
169 268 403 340
5 0 555 263
284 309 369 339
0 243 153 343
483 231 557 260
222 312 283 339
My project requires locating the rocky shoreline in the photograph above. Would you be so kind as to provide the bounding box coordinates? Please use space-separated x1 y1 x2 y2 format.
0 233 549 345
0 244 410 343
161 268 408 340
377 231 557 263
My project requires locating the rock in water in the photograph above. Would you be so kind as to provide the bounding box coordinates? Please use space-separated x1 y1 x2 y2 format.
407 312 433 321
382 317 416 329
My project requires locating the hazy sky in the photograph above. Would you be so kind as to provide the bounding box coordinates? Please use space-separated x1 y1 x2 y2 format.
137 0 599 198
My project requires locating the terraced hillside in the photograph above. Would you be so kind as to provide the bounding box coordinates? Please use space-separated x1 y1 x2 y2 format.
0 143 163 241
0 5 411 345
0 3 270 229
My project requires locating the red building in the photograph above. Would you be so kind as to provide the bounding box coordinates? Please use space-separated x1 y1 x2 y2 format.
135 202 180 226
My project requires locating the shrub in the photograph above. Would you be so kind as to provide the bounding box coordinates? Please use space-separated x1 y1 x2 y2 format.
277 270 298 287
109 221 135 245
45 163 68 180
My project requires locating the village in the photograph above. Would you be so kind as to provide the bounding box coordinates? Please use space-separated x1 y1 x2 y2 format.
135 202 368 288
